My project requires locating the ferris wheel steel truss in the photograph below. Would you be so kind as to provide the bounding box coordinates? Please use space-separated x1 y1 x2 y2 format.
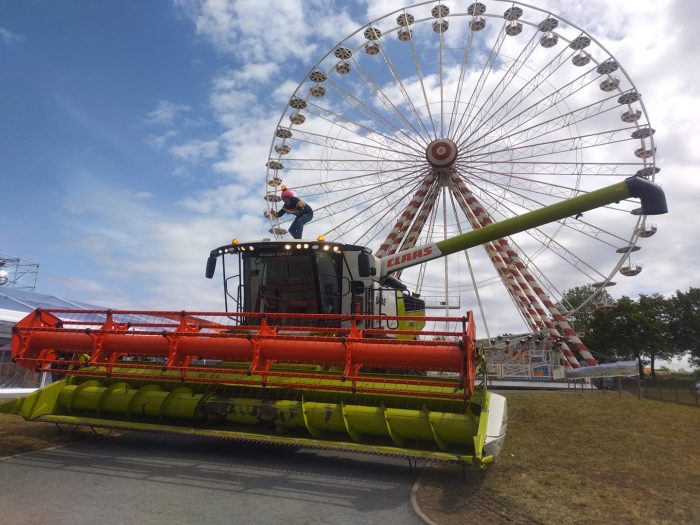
263 1 659 368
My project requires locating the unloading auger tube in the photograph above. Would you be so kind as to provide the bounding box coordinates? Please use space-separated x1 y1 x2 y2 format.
379 176 667 275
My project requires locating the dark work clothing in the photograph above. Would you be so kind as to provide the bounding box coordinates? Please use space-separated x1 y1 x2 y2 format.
277 197 312 218
288 212 313 239
278 197 313 239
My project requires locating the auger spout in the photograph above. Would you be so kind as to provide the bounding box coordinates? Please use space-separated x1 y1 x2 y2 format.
624 176 668 215
379 177 668 275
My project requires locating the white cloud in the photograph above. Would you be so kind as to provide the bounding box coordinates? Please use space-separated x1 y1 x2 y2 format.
145 100 192 125
178 183 263 215
227 62 277 84
169 138 220 163
0 27 23 45
174 0 359 63
170 165 195 182
146 130 179 149
272 79 299 104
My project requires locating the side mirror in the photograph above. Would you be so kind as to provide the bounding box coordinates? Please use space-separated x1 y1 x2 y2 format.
358 253 375 277
205 256 217 279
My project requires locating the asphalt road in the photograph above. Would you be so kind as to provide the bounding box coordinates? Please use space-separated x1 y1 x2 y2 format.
0 433 424 525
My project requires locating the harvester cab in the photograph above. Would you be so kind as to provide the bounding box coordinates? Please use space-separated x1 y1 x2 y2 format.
205 239 425 335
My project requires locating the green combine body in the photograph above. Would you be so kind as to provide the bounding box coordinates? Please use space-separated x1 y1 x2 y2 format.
1 176 666 466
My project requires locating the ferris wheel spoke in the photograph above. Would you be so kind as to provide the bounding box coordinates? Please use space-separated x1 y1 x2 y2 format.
466 160 647 177
375 32 434 142
404 19 438 139
280 175 423 234
377 172 436 256
279 158 423 172
462 163 639 213
349 57 432 147
309 165 424 215
301 99 422 155
462 65 599 152
462 165 596 206
459 177 608 281
460 169 636 246
446 189 491 338
462 164 582 198
279 165 422 199
446 20 477 139
285 128 424 161
463 126 639 164
461 165 648 216
320 175 427 244
306 86 425 153
465 92 623 157
457 38 578 149
454 24 560 146
309 167 426 213
449 24 515 145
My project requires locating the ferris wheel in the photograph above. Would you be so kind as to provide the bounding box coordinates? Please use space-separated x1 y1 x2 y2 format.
263 1 659 365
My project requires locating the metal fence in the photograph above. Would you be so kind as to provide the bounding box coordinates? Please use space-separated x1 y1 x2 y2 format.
0 362 43 389
564 375 700 407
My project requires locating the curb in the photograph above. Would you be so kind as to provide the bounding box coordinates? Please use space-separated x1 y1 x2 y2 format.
410 467 441 525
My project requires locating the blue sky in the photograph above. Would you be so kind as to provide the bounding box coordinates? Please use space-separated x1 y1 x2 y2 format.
1 1 266 308
1 0 699 356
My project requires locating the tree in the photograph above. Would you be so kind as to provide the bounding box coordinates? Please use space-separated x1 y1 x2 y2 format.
635 294 674 379
558 285 614 336
668 288 700 368
586 296 647 374
561 286 700 374
586 293 685 378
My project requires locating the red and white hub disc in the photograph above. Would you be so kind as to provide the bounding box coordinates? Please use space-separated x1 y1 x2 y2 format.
425 138 458 168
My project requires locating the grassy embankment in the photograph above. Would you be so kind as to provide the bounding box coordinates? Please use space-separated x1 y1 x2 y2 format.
417 392 699 525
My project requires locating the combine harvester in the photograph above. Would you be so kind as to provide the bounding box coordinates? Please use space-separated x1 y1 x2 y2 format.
1 177 666 467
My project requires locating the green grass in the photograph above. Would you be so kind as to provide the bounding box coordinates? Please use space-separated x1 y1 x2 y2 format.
416 392 699 525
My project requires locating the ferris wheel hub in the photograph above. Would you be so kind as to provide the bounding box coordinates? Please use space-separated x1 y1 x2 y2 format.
426 138 458 168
